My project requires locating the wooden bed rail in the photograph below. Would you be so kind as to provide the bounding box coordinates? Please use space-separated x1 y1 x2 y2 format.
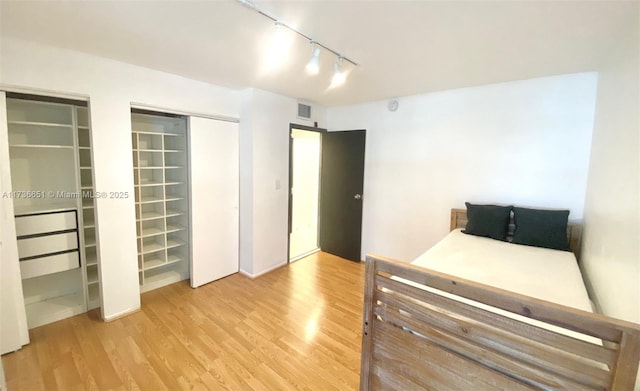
360 254 640 390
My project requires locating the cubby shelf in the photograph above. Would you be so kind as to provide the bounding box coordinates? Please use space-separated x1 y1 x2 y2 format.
140 211 164 221
86 255 98 267
165 209 184 218
140 242 165 255
166 239 185 249
166 224 186 233
8 120 73 128
138 227 165 238
138 196 164 204
10 144 75 149
86 267 99 285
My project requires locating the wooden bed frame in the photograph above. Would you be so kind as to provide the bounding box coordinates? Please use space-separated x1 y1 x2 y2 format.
360 210 640 390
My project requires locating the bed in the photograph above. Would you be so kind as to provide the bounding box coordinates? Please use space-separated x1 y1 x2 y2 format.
360 208 640 390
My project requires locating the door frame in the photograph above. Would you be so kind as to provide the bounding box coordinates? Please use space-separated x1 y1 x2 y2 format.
287 125 367 263
287 123 325 263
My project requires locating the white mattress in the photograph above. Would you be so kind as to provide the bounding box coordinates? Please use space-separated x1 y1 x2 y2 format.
411 229 593 313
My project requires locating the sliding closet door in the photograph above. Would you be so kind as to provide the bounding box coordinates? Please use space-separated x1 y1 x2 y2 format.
188 117 239 288
0 91 29 354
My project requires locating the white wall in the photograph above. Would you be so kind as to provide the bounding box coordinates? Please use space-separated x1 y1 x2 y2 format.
581 21 639 323
0 37 241 319
327 73 597 262
239 88 326 277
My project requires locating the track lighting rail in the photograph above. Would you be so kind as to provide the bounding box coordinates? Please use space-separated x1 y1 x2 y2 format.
236 0 358 67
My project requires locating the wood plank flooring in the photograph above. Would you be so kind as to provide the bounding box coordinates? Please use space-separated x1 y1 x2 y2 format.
2 252 365 390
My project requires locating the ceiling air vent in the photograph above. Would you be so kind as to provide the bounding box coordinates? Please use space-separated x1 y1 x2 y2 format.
297 103 312 119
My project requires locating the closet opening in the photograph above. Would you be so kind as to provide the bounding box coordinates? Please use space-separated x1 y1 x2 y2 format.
288 125 322 262
5 91 100 328
130 108 190 292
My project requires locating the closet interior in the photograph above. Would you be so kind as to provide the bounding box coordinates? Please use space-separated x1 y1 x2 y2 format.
6 93 100 328
131 110 189 292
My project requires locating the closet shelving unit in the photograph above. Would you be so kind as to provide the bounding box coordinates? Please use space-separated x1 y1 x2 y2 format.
6 96 100 328
131 111 189 293
76 106 101 310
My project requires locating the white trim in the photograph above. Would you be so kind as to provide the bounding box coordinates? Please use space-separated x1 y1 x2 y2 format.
290 247 320 263
130 102 239 123
102 306 139 322
239 261 287 279
0 84 90 101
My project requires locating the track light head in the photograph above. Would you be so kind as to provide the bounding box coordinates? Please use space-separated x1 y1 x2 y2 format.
330 57 346 88
274 21 284 34
306 43 321 75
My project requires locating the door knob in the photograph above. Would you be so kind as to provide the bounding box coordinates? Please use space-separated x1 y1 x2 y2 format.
354 194 362 200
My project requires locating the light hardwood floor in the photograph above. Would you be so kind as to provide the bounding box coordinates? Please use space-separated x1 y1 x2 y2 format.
2 252 365 390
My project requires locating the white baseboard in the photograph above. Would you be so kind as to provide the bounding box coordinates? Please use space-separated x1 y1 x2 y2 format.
103 306 140 322
240 261 287 279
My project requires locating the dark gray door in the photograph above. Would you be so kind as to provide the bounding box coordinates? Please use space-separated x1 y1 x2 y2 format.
319 130 366 261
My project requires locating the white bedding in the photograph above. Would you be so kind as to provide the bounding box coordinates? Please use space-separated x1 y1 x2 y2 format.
411 229 593 313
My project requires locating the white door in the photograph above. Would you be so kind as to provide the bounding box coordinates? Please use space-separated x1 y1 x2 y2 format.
0 91 30 354
188 117 239 288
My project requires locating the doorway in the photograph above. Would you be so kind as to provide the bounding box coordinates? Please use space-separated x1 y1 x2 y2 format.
288 125 366 263
289 127 322 261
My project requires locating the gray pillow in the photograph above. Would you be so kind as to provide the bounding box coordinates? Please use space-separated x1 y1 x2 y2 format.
463 202 512 241
512 207 570 251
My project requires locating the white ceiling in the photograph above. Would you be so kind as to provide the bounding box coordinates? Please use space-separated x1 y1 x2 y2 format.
1 1 637 106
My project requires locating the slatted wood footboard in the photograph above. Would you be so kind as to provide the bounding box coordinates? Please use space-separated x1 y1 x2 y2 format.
360 255 640 390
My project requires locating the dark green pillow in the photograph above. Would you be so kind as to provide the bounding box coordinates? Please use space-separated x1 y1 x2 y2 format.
512 207 570 251
463 202 512 241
